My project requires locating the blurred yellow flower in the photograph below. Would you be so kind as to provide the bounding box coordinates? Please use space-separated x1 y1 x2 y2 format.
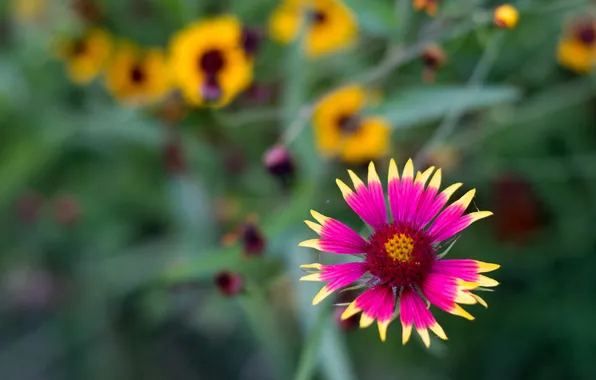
169 16 253 108
493 4 519 30
106 42 172 107
413 0 439 16
56 28 112 85
313 86 390 164
557 18 596 74
11 0 46 22
269 0 357 58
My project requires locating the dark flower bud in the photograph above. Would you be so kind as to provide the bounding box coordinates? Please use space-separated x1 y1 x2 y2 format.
421 44 446 83
164 138 186 174
264 145 295 187
214 271 244 297
242 219 266 257
53 194 80 225
71 0 103 24
242 27 264 57
493 174 545 245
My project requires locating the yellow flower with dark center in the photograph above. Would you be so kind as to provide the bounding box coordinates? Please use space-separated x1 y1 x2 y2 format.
169 16 254 108
106 42 172 106
413 0 440 16
56 28 112 85
313 86 390 164
269 0 357 58
557 18 596 74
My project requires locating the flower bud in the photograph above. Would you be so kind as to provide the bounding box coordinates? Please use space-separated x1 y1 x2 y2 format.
242 27 264 57
214 271 244 297
53 194 80 225
494 4 519 30
264 145 295 185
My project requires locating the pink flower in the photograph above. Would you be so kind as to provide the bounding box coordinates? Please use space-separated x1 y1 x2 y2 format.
299 159 499 347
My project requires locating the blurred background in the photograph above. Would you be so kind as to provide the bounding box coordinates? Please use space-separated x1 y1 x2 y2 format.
1 0 596 379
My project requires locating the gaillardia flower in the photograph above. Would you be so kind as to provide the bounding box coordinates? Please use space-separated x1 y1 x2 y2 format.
269 0 357 58
56 28 112 85
169 16 254 107
299 159 499 346
313 85 389 164
413 0 440 16
106 42 171 106
557 17 596 74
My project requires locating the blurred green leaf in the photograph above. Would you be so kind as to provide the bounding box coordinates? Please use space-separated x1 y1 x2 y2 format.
377 85 522 128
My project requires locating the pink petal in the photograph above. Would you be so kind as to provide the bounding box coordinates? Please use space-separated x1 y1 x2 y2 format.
337 167 386 230
399 288 436 329
355 284 395 323
427 189 475 242
319 262 369 292
417 183 462 228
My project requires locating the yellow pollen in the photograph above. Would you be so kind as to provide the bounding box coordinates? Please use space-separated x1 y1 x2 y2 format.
384 233 415 262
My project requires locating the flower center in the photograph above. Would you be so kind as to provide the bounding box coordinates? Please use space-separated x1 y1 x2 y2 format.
384 233 414 262
336 114 361 134
71 39 87 56
310 10 328 25
129 64 146 84
575 23 596 46
199 49 225 75
365 222 436 288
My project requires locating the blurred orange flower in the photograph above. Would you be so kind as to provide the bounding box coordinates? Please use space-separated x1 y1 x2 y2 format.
106 42 172 107
313 86 390 164
413 0 440 16
269 0 357 58
56 28 112 85
169 16 254 108
557 17 596 74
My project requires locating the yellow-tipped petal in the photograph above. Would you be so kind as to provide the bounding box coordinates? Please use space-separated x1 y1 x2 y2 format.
388 159 399 181
450 304 474 320
300 263 322 270
304 220 322 234
312 285 334 305
298 239 322 250
457 279 479 290
415 166 435 186
476 261 500 273
341 301 362 320
401 323 412 344
455 290 477 305
300 273 322 281
310 210 329 225
348 170 365 190
468 211 493 222
429 322 447 340
359 313 375 328
441 182 462 200
471 293 488 308
417 328 431 348
428 169 442 190
368 162 381 185
403 159 414 180
478 275 499 287
336 179 354 198
378 320 390 342
453 189 476 210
